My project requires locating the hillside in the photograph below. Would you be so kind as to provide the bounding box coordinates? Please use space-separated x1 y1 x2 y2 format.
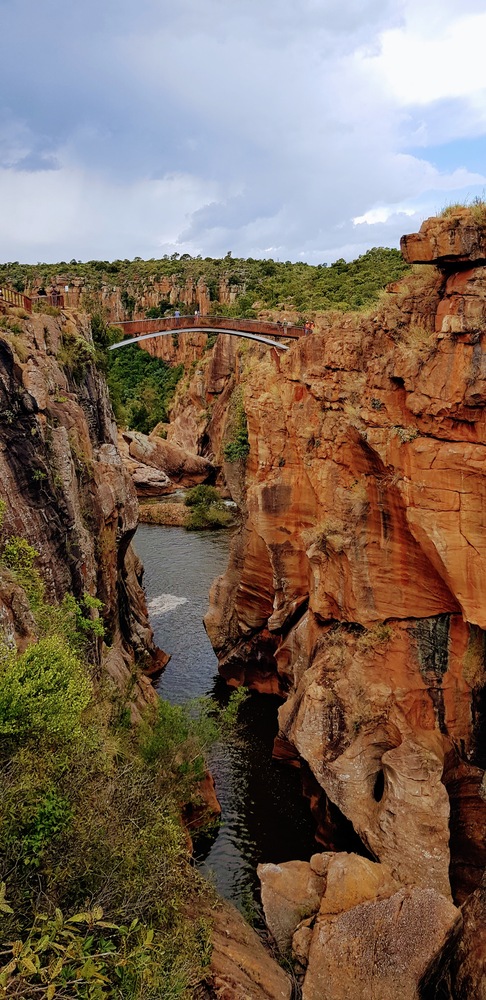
1 246 409 317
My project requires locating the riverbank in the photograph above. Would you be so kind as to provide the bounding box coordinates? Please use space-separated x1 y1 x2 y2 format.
139 499 189 526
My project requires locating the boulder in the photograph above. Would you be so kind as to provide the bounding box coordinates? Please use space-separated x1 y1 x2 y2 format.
208 900 291 1000
303 887 459 1000
258 858 326 954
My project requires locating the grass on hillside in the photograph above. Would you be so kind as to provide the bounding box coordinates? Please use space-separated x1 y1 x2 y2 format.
0 513 246 998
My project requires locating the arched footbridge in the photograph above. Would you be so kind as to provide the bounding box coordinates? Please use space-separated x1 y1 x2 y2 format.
109 315 305 353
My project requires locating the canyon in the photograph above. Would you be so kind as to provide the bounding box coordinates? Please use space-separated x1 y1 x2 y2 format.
1 208 485 998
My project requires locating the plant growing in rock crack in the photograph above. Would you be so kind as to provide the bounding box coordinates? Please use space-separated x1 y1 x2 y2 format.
223 387 250 463
303 518 348 555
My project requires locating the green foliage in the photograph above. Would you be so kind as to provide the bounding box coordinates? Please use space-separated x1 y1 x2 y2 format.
107 344 183 433
121 288 136 317
1 536 104 652
0 641 215 996
32 302 61 316
21 790 73 865
145 298 171 318
0 246 410 317
0 902 212 999
0 499 6 532
224 389 250 463
183 485 233 531
184 485 221 508
59 332 96 380
186 505 233 531
2 536 39 572
0 635 91 743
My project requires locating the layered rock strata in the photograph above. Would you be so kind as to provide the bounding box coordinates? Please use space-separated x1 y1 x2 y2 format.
0 309 165 714
199 213 486 992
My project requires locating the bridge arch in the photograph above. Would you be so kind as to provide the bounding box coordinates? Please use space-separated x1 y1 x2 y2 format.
109 326 290 352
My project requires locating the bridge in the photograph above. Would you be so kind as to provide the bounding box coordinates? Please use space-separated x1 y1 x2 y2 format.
109 315 304 353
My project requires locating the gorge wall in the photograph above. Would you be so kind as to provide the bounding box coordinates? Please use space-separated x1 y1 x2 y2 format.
170 210 486 997
0 306 165 714
27 272 240 327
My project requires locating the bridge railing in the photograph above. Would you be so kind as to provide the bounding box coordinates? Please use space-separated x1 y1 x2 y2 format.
0 287 32 312
117 315 304 339
31 293 65 309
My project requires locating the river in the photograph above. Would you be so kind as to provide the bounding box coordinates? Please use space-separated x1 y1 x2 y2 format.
133 523 318 919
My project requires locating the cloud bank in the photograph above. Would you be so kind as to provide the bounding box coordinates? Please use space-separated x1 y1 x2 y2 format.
1 0 485 263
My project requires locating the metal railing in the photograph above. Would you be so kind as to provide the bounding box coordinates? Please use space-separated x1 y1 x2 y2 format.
31 293 64 309
0 287 32 312
117 315 304 339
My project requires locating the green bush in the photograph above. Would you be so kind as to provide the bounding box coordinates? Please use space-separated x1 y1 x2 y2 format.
59 333 96 379
183 485 233 531
0 635 91 743
223 390 250 463
186 505 233 531
184 485 221 508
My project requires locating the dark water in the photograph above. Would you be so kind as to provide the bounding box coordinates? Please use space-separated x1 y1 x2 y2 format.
133 524 318 917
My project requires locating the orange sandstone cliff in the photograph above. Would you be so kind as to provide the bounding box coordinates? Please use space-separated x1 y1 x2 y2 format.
195 211 486 997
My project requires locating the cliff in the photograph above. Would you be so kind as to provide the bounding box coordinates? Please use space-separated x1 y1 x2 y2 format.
195 211 486 996
0 304 165 714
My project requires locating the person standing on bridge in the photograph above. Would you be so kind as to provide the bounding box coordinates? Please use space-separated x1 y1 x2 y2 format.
175 309 180 318
194 309 199 318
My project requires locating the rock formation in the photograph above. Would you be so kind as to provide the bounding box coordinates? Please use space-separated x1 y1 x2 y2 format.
0 308 165 714
259 853 460 1000
191 211 486 994
118 427 214 496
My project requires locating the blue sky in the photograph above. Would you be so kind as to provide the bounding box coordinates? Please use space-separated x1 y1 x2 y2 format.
1 0 485 264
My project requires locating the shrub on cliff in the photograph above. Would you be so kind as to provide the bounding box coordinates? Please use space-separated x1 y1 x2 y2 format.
0 635 90 743
223 388 250 463
184 484 233 531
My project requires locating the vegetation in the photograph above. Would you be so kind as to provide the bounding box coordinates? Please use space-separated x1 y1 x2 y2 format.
223 389 250 463
106 343 183 433
184 485 234 531
439 196 486 225
0 247 410 316
0 533 247 997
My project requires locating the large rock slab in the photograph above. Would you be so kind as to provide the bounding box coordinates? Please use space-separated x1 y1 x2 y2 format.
401 209 486 265
302 887 459 1000
208 900 291 1000
121 429 214 487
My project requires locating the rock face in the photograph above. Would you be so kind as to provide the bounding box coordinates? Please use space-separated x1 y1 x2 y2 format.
207 900 291 1000
0 310 164 714
118 428 214 496
195 214 486 991
259 852 459 1000
401 207 486 266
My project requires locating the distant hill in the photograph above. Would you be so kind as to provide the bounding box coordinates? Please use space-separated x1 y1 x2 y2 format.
0 246 410 316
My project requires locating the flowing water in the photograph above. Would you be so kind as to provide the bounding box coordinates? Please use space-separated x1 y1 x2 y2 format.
133 523 318 918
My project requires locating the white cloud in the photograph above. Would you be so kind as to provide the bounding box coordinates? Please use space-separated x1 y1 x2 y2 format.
1 0 486 263
372 11 486 106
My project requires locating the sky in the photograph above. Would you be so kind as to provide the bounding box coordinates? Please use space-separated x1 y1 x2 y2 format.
1 0 486 265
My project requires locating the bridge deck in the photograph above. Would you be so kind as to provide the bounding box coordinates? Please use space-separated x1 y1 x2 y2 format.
117 315 303 339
